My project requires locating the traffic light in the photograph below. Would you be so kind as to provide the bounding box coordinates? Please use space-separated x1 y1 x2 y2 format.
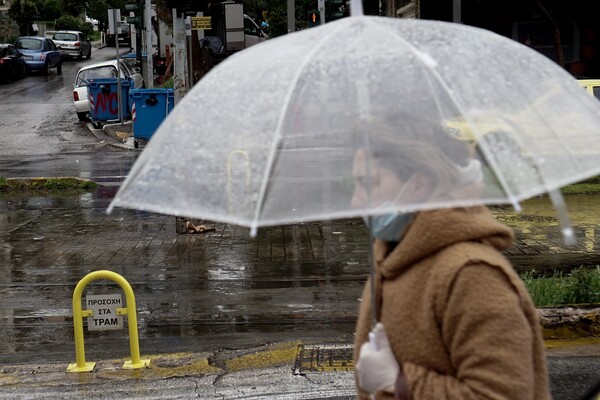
307 9 320 27
125 1 144 29
325 0 347 21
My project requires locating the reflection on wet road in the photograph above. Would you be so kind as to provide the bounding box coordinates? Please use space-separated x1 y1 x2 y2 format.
0 191 366 363
2 189 600 364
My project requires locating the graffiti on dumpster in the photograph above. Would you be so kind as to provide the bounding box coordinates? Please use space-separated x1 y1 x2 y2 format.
94 91 120 115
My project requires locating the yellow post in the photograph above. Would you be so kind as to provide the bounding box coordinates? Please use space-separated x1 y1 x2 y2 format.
67 270 151 372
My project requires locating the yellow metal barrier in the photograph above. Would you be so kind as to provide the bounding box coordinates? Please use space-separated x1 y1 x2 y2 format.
67 270 151 372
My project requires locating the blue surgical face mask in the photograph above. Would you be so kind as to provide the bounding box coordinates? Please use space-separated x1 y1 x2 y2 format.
362 174 416 242
364 213 415 242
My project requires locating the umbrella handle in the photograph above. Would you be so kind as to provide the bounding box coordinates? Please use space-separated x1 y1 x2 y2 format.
367 216 379 328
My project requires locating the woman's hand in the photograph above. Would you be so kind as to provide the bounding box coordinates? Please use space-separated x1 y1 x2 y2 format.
356 323 402 394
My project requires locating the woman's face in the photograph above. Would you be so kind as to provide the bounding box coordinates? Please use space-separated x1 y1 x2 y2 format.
351 148 412 209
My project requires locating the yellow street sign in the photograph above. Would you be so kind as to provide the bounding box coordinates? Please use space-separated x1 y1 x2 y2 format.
192 16 212 30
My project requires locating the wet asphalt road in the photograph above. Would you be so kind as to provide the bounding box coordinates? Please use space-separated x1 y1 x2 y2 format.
0 45 361 371
0 192 361 364
0 46 139 182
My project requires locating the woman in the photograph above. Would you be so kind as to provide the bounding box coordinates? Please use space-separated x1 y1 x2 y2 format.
351 122 551 400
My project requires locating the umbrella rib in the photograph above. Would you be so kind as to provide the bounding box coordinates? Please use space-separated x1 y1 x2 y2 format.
249 23 349 236
366 19 522 211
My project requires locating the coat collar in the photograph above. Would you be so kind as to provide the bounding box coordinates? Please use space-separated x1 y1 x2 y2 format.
374 206 514 279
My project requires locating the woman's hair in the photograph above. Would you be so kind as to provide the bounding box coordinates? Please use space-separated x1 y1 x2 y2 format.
352 115 472 199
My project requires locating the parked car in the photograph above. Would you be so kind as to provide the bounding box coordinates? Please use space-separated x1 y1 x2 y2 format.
73 59 144 121
14 36 62 75
0 44 27 83
106 21 132 48
52 30 92 60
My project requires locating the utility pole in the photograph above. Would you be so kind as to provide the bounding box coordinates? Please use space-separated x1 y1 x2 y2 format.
287 0 295 33
172 8 188 103
453 0 461 23
145 0 154 88
185 14 193 89
318 0 325 24
109 9 124 124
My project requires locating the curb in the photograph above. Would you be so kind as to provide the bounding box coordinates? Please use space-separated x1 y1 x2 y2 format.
86 122 139 151
0 337 598 387
539 305 600 339
0 341 302 387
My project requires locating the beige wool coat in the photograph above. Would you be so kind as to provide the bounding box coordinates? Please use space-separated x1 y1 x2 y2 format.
354 206 551 400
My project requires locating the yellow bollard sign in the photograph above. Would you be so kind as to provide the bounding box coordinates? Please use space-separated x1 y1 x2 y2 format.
86 294 123 331
67 270 150 373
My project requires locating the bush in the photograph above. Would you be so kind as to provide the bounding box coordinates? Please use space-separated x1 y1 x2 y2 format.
55 15 81 31
156 77 174 88
80 22 94 36
89 31 101 41
566 267 600 304
521 267 600 306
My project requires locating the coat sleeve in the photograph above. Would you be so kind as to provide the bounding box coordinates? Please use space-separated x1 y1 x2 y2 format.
403 263 537 400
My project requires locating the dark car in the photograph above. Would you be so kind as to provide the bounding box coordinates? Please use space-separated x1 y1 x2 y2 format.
0 44 27 83
106 22 131 48
14 36 62 75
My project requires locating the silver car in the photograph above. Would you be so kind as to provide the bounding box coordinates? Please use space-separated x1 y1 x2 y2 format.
52 30 91 60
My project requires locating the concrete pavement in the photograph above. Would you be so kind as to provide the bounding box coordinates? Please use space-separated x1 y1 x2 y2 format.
0 335 599 399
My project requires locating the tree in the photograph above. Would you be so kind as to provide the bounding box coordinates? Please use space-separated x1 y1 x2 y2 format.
40 0 62 21
61 0 85 17
8 0 39 35
86 0 127 32
86 0 110 31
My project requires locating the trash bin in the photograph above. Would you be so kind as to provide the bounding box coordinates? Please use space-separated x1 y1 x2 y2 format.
87 78 133 127
129 88 175 147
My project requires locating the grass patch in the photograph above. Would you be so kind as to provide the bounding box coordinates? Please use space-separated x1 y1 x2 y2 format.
0 177 97 193
555 175 600 195
560 182 600 195
521 266 600 307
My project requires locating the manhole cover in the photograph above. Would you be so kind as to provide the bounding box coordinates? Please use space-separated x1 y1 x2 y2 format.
294 344 354 374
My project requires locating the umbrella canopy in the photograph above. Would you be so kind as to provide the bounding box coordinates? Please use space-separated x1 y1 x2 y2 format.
109 16 600 237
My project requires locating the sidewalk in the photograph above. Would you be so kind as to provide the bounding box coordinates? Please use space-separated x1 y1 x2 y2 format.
0 338 597 399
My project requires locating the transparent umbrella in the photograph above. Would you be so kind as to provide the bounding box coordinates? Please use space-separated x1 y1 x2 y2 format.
109 12 600 242
108 1 600 329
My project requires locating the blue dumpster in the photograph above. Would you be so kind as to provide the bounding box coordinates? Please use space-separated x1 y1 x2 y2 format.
87 78 133 125
129 88 175 147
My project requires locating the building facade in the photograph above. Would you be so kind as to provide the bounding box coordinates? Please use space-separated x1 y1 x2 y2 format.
389 0 600 78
